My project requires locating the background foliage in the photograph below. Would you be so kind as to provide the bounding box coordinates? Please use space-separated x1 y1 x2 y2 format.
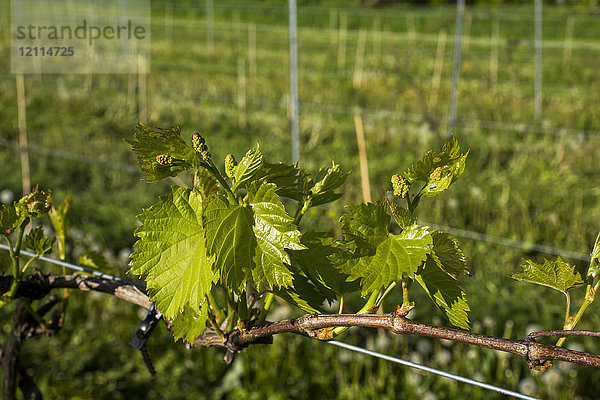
1 0 600 398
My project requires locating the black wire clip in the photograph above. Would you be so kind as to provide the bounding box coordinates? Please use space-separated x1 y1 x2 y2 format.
129 303 162 376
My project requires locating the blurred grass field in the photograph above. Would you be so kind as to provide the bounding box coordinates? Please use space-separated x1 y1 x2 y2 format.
1 0 600 398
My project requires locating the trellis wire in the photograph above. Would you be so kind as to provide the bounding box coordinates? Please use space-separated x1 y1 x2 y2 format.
0 243 541 398
326 340 541 400
0 243 144 289
424 222 591 262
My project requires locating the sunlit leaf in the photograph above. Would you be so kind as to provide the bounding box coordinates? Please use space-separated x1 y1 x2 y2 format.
129 187 217 319
334 224 432 296
387 200 416 230
204 195 254 292
125 123 199 182
509 257 583 295
172 303 209 344
232 144 263 191
404 135 468 198
415 257 470 330
246 181 306 289
429 231 470 277
24 226 55 257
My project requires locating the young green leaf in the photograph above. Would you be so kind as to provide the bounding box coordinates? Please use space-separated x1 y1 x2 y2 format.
232 145 263 191
204 195 255 292
0 204 21 234
246 181 306 289
310 162 348 207
415 257 470 330
24 226 55 256
509 257 584 295
333 224 433 296
129 187 217 320
172 303 209 344
17 185 52 219
49 192 72 260
126 123 198 182
429 231 470 277
387 200 416 230
254 162 302 200
587 232 600 282
78 251 111 274
193 169 220 203
271 272 326 314
340 201 390 245
404 135 468 198
290 231 359 302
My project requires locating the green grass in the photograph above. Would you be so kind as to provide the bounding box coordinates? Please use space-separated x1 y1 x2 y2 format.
1 0 600 398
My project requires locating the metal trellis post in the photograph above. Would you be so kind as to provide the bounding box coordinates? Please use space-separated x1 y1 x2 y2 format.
289 0 300 162
448 0 465 135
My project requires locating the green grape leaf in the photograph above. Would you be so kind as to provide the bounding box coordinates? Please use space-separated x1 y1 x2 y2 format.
429 231 470 277
246 181 306 288
334 224 432 295
0 204 22 234
193 169 220 203
232 145 263 191
509 257 584 295
310 162 348 207
404 135 468 198
204 195 254 291
48 192 71 251
24 226 55 256
17 185 52 220
125 123 199 182
387 200 416 229
340 201 390 245
255 162 303 200
588 232 600 281
290 231 359 302
78 251 111 274
172 302 209 344
271 271 326 314
129 187 217 320
415 257 470 330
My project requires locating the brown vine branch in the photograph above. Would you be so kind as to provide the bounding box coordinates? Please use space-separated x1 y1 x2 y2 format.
4 274 600 369
527 330 600 340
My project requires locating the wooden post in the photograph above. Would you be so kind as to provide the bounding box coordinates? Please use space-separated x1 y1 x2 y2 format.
338 12 348 71
489 18 499 85
353 29 366 88
16 74 31 195
354 115 371 203
138 55 147 123
238 59 247 127
562 16 574 71
429 30 447 111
